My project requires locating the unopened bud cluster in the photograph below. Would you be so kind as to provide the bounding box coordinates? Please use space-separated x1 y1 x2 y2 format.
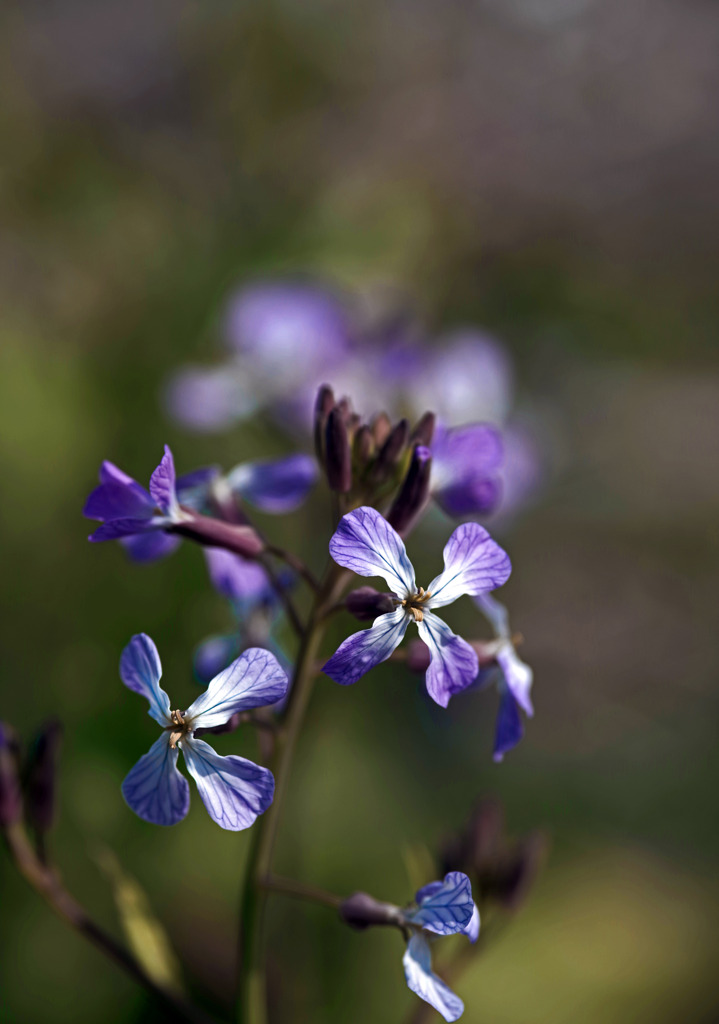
314 385 434 534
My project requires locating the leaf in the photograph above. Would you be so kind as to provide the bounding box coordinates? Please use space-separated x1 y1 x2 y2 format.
95 845 184 992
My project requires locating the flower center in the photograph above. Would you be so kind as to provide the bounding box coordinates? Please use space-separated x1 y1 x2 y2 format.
167 709 191 749
401 587 432 623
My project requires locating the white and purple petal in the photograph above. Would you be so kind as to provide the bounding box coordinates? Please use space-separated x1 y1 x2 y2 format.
185 648 288 728
226 454 319 513
323 608 408 686
407 872 474 936
416 613 479 708
493 686 524 763
121 734 190 826
497 647 533 717
181 737 274 831
427 523 511 609
465 904 480 944
403 933 464 1023
329 507 416 597
119 634 171 725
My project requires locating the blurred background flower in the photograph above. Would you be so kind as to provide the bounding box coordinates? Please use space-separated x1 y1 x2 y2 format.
1 0 718 1021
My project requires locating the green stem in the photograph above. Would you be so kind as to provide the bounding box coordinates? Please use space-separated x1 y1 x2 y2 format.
236 563 350 1024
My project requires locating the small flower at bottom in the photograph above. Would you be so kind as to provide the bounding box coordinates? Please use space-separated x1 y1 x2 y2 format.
402 872 478 1022
120 634 288 830
323 507 511 706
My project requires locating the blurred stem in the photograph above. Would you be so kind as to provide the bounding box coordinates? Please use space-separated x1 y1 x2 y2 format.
265 544 322 593
236 561 350 1024
4 823 217 1024
260 874 342 912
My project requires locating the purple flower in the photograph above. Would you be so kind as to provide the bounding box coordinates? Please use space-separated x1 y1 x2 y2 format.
177 454 318 517
323 508 511 707
474 593 533 762
193 549 289 685
84 445 186 548
120 634 288 830
402 872 477 1022
430 422 504 518
164 365 257 433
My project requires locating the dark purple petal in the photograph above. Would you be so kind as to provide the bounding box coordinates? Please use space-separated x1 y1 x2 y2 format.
122 734 190 827
416 613 479 708
329 507 416 597
203 548 272 605
407 871 474 935
119 634 171 726
181 737 274 831
149 445 178 516
226 454 319 513
88 517 161 542
185 648 289 728
433 477 503 518
427 523 511 608
493 687 524 763
121 531 182 563
194 634 242 686
403 934 464 1023
83 461 153 521
323 608 408 686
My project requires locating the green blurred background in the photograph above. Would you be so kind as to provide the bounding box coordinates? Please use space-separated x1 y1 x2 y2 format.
1 2 718 1022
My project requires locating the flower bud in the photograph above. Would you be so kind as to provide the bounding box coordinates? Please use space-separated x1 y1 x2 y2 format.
25 718 63 835
325 408 352 493
0 722 22 828
369 418 409 484
171 512 265 559
490 831 548 911
345 587 396 621
339 892 402 930
352 425 374 467
410 411 436 448
314 385 335 462
386 445 432 535
370 412 392 447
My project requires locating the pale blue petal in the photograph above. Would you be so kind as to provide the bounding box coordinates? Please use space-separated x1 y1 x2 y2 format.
119 634 171 725
465 904 480 944
403 933 464 1023
121 734 190 826
203 548 272 606
329 507 416 597
181 737 274 831
185 648 288 729
407 872 474 936
427 523 511 608
226 454 319 513
416 613 479 708
121 531 182 563
474 592 510 639
194 634 242 686
323 608 408 686
497 647 533 716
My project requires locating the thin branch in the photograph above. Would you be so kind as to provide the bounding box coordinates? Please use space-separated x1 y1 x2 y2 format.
4 823 217 1024
260 874 343 912
265 544 321 593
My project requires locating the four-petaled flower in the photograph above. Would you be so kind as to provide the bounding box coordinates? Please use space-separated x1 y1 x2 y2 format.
323 507 511 707
402 872 478 1022
474 593 534 762
120 634 288 830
